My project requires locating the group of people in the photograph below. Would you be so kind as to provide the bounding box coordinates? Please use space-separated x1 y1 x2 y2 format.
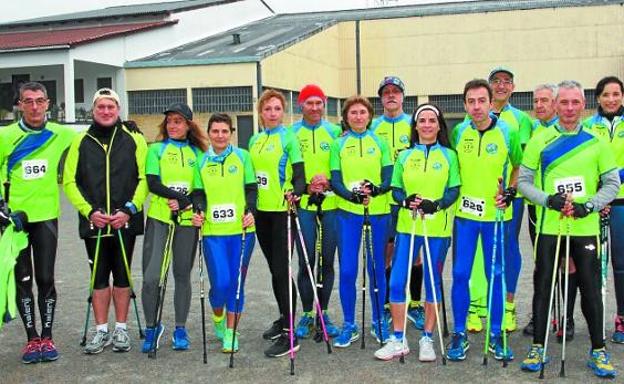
1 66 623 379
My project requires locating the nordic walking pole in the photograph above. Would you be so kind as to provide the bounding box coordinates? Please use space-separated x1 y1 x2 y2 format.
148 216 176 358
560 218 571 378
80 226 102 346
483 178 504 367
399 207 418 364
230 224 248 368
287 206 296 375
499 209 509 368
421 210 447 365
117 225 145 341
290 203 332 354
440 276 449 338
313 203 325 344
365 205 384 347
600 215 610 342
195 207 207 364
360 213 368 350
483 207 499 367
539 216 564 380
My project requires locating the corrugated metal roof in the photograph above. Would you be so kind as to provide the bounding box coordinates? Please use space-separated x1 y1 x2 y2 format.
1 0 240 27
127 0 623 68
0 21 177 51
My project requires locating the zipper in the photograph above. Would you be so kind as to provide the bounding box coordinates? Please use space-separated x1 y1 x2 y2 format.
423 146 429 171
392 121 395 149
86 126 117 235
312 128 316 154
221 162 224 177
180 146 185 167
359 136 363 157
477 131 483 156
258 132 270 153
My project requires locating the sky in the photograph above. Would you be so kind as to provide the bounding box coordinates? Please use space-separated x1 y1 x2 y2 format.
0 0 471 23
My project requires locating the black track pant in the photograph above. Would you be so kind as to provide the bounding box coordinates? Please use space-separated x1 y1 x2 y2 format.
256 210 296 330
533 233 603 350
14 219 58 341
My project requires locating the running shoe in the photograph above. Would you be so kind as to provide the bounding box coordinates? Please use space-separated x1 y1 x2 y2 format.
520 344 548 372
141 324 164 353
262 318 282 341
264 332 299 358
611 315 624 344
587 348 617 378
21 338 41 364
333 323 360 348
370 318 389 344
39 337 59 362
466 311 482 333
407 305 425 330
213 314 225 341
374 335 409 361
418 335 436 362
504 301 517 332
222 328 239 353
322 313 341 338
446 332 469 361
112 327 131 352
523 315 535 336
84 330 112 354
172 327 190 351
488 333 513 361
556 318 574 343
294 312 314 339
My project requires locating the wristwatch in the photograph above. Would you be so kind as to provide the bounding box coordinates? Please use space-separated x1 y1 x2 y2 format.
584 201 595 213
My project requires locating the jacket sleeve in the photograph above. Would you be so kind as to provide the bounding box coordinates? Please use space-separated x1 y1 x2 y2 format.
62 135 94 218
129 132 149 211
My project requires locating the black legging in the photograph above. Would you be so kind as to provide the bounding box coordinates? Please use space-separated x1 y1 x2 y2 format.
84 231 136 290
14 219 58 341
533 234 603 349
255 210 296 330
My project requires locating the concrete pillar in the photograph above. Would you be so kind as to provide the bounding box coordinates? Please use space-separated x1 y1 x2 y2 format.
63 55 75 123
114 68 127 119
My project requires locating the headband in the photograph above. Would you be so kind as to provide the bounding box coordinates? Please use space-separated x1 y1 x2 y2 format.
413 105 440 123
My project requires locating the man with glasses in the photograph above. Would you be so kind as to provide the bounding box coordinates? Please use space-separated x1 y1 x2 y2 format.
0 81 77 363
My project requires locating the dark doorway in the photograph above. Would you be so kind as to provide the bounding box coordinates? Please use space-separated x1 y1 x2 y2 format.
236 115 253 149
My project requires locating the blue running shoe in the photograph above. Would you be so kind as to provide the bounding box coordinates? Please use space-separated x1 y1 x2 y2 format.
489 333 514 361
142 324 164 353
40 338 59 362
521 344 548 372
333 323 360 348
588 348 617 378
295 312 314 339
446 332 469 361
370 319 390 344
322 313 341 338
611 316 624 344
21 338 41 364
172 327 190 350
407 305 425 330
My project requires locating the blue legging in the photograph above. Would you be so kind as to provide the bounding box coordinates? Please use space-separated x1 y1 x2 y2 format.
337 209 389 325
295 208 338 312
610 205 624 316
203 233 255 313
452 217 506 334
506 197 524 294
389 233 449 304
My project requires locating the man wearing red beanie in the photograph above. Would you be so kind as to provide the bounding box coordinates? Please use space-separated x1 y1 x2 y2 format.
290 84 342 341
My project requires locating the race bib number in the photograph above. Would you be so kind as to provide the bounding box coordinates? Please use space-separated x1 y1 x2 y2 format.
460 196 485 217
22 159 48 180
167 182 189 195
554 176 586 198
256 171 269 190
210 204 236 223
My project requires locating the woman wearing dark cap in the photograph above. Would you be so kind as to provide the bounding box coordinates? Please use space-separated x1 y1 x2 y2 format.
140 102 208 352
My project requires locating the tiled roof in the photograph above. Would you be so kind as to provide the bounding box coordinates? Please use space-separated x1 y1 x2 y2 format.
0 21 177 51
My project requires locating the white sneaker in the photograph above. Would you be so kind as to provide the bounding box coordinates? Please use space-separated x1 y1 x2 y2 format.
418 335 436 362
374 335 409 361
84 330 112 354
112 327 131 352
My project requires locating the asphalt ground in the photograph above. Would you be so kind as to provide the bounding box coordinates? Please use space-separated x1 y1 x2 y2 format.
0 194 622 383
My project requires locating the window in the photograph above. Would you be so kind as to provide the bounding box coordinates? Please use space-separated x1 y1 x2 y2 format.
584 89 597 110
428 94 465 114
97 77 112 90
509 92 532 111
327 97 339 116
74 79 84 103
192 86 253 113
128 89 186 114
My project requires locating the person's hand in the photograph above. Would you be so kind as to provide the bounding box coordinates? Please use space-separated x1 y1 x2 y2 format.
284 191 301 205
168 199 180 211
570 202 590 219
361 180 381 197
600 205 611 217
242 212 255 229
495 187 517 209
109 210 130 229
400 194 418 210
192 211 204 227
547 192 567 212
90 210 110 229
311 174 330 191
418 199 439 215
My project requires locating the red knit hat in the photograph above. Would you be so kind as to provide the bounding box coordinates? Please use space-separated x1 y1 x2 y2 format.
297 84 326 105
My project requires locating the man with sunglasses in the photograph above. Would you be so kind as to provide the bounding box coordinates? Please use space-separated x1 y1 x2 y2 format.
0 81 77 363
